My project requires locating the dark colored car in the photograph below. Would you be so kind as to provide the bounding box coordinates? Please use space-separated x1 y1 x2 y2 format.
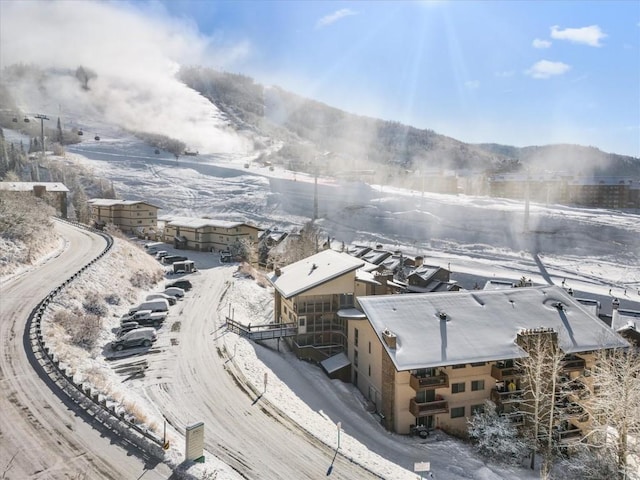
111 327 157 351
166 279 192 291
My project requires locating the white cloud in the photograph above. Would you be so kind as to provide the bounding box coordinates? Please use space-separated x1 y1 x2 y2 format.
550 25 607 47
464 80 480 90
315 8 358 29
495 70 515 78
532 38 552 49
525 60 571 79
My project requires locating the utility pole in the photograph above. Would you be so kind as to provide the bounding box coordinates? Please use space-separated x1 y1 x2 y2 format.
34 114 49 182
313 165 318 221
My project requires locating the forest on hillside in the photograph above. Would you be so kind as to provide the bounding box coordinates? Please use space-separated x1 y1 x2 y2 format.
178 66 640 179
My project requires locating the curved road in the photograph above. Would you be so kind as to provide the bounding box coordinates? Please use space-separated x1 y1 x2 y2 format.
0 220 170 479
146 266 382 480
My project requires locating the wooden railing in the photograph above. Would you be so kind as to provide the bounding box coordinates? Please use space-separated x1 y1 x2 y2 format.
410 373 449 390
409 398 449 416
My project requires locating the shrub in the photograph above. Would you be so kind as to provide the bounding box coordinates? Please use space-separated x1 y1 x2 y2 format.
53 309 102 349
83 291 108 317
104 293 121 306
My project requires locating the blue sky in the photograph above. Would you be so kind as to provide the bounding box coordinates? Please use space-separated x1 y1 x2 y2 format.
153 0 640 158
1 0 638 157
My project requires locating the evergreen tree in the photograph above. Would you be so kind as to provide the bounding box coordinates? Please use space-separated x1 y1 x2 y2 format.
56 117 63 143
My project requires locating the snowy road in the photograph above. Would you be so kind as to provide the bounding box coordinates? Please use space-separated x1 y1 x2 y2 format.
143 265 382 479
0 221 171 479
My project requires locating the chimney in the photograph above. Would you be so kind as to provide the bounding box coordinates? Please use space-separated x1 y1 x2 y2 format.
612 298 620 310
414 256 424 267
382 329 397 349
275 267 282 276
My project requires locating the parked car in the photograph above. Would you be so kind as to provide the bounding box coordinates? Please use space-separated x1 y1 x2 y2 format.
128 299 170 315
121 310 167 328
166 279 192 291
163 287 185 298
155 250 169 259
146 292 177 305
111 327 157 351
116 321 141 337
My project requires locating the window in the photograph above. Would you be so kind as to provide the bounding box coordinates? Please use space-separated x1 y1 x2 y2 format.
471 404 485 415
368 365 371 376
354 328 359 347
451 406 465 418
471 380 485 391
368 342 371 354
354 350 358 368
470 362 486 367
339 293 354 308
452 382 465 394
452 364 466 369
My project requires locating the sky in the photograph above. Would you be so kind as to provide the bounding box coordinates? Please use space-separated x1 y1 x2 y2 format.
1 0 639 157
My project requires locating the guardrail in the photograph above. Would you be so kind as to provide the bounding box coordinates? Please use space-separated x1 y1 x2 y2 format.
25 218 164 454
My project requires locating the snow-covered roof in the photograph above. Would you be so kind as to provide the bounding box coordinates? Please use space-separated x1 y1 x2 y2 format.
355 269 381 286
269 249 365 299
89 198 159 208
0 181 69 192
483 279 514 290
165 216 257 230
408 264 441 281
611 308 640 332
320 353 351 374
361 250 392 265
358 286 629 372
337 308 367 319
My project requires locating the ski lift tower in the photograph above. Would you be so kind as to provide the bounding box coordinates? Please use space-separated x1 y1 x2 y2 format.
34 114 49 181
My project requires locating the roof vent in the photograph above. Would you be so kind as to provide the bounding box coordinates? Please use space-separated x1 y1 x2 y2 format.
438 311 448 321
382 328 397 349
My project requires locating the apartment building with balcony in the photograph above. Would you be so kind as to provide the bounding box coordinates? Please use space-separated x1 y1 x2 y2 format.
353 286 629 437
268 249 388 363
162 217 260 251
88 198 159 234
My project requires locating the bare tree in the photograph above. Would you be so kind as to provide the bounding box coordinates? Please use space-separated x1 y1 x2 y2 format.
267 221 322 267
516 328 566 477
583 348 640 479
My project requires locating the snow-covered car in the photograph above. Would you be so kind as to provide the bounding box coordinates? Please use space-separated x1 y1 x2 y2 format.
111 327 157 351
146 292 177 305
120 310 167 328
163 287 185 298
116 321 140 337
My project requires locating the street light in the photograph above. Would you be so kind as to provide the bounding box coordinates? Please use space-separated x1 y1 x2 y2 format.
326 421 341 476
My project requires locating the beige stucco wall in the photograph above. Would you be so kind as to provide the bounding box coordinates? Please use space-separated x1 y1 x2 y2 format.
348 319 383 411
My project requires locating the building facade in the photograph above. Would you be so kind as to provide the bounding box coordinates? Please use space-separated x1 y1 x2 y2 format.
88 199 159 234
0 181 69 218
353 287 628 438
162 217 260 251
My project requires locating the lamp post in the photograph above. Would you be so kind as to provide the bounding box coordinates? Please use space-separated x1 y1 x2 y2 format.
326 421 342 476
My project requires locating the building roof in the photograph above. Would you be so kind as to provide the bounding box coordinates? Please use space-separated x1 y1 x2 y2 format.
89 198 160 208
165 216 258 230
408 264 442 282
269 249 365 299
358 286 629 372
0 181 69 192
361 249 392 265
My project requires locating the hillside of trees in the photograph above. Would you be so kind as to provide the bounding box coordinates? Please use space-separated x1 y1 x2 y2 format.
179 66 640 179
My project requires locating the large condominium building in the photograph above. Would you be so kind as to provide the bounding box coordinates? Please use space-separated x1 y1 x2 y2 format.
353 286 629 437
163 217 260 252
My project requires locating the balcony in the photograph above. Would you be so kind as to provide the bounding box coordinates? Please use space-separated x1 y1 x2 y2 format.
409 398 449 417
555 424 583 444
501 412 525 426
410 372 449 390
491 388 524 404
491 364 521 381
562 356 586 372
